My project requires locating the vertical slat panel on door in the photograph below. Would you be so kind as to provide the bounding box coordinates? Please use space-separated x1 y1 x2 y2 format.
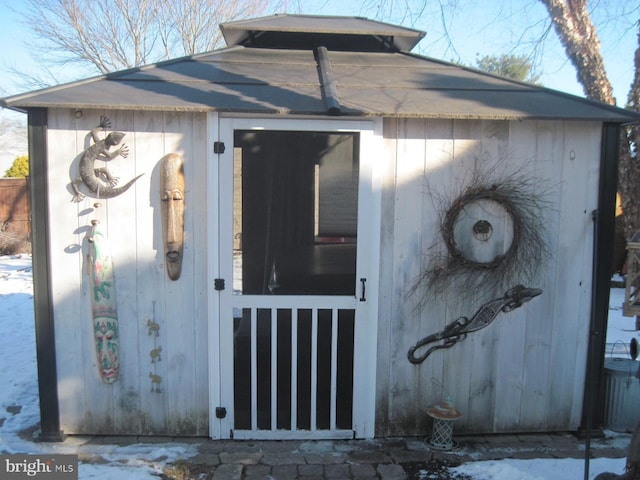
330 308 338 431
311 308 319 432
250 308 257 432
271 307 278 432
291 309 298 431
230 297 356 439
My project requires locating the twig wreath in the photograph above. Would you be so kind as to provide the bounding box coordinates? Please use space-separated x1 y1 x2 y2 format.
412 164 552 302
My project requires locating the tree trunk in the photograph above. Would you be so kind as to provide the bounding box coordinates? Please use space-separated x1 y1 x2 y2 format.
618 26 640 240
539 0 614 104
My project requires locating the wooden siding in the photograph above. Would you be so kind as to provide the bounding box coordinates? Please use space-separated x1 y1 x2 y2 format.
48 109 209 435
45 109 602 437
0 178 30 236
375 118 600 435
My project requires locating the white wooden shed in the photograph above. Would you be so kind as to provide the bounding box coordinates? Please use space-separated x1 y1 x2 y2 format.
2 14 639 441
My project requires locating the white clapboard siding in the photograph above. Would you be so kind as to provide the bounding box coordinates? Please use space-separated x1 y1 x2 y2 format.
545 121 600 430
48 109 209 435
131 109 169 434
389 118 430 435
374 118 400 434
376 118 601 435
102 109 142 435
190 114 210 435
48 109 95 434
514 120 564 431
48 108 603 436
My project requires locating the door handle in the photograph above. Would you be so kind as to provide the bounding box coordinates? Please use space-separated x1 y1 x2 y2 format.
360 278 366 302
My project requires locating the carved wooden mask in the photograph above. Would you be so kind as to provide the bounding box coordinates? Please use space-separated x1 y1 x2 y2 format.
160 153 185 280
94 318 120 383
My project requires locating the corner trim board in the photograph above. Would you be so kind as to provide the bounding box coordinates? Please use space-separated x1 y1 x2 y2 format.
29 108 64 442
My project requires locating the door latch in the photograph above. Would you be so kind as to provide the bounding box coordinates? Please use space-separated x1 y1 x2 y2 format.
215 407 227 419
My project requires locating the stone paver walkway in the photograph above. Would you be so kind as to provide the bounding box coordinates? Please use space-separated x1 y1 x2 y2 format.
69 431 631 479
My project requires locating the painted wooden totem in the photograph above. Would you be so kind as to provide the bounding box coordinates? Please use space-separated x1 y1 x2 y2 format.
86 219 120 383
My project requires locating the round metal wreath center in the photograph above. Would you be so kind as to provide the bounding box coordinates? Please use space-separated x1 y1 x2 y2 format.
446 197 515 267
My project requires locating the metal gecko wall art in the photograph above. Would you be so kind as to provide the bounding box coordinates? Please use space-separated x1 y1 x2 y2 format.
407 285 542 364
71 116 143 202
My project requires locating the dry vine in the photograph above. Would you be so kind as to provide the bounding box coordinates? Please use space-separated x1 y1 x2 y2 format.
412 164 552 304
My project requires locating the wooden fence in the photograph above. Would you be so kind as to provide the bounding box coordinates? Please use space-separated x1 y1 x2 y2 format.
0 178 30 237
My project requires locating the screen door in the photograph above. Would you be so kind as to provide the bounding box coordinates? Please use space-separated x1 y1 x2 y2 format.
211 117 380 440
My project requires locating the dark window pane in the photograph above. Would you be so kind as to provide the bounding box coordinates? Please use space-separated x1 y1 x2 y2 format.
233 131 358 295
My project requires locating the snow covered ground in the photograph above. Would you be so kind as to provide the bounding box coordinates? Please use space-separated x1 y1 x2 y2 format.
0 255 196 479
0 254 635 479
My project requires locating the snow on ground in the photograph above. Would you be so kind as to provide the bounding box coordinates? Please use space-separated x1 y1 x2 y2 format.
0 254 635 479
0 255 194 479
452 457 627 480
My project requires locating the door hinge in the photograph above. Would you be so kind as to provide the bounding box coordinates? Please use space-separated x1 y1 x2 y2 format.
213 141 225 154
215 407 227 419
214 278 225 291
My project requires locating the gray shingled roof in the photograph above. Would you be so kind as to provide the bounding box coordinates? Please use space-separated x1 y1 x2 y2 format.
2 15 638 123
219 14 425 51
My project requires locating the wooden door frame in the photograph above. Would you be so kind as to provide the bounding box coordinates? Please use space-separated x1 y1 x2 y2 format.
207 114 382 439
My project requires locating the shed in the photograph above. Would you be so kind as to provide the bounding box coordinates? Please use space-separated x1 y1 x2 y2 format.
3 14 639 441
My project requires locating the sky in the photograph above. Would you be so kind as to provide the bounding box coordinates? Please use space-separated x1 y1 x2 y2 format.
0 0 636 103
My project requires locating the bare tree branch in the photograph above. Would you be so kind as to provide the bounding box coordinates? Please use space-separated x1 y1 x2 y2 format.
15 0 277 84
155 0 272 56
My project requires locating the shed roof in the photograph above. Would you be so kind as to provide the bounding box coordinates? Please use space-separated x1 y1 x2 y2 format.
2 15 638 123
219 14 425 51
